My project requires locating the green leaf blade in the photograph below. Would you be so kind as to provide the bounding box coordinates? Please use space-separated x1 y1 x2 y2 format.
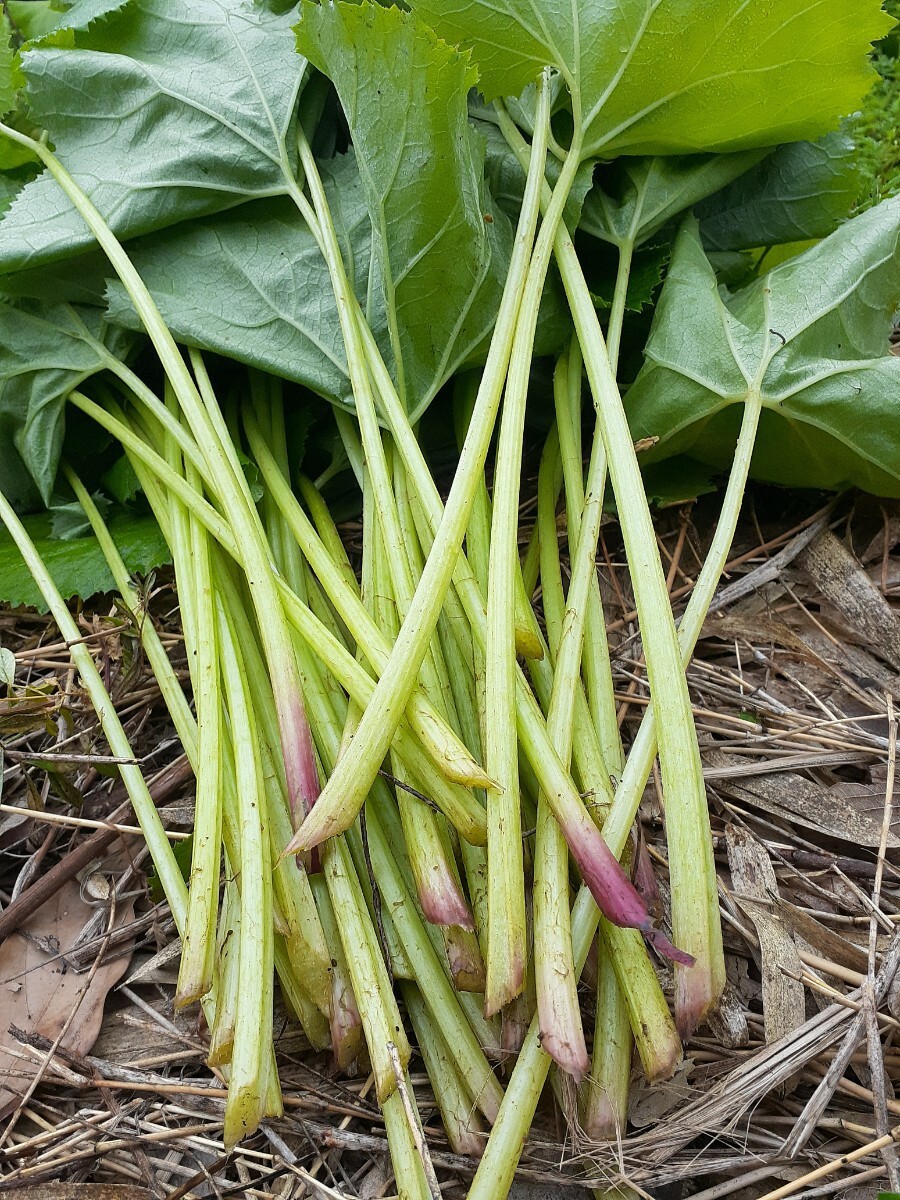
697 132 861 252
296 1 504 417
0 0 305 273
626 197 900 497
0 301 136 505
411 0 890 159
588 0 891 157
104 173 363 412
0 510 170 611
0 10 22 118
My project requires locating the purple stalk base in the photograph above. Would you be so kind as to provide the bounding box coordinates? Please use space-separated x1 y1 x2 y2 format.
278 691 323 872
675 950 716 1039
416 867 476 932
537 1025 590 1082
330 970 364 1071
632 829 662 920
278 691 321 825
443 926 487 993
647 929 695 968
582 1093 623 1142
563 813 693 966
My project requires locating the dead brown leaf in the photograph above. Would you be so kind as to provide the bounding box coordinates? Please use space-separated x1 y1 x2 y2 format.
798 529 900 670
725 824 805 1087
628 1057 696 1129
711 757 899 849
9 1188 151 1199
772 901 869 973
0 879 135 1118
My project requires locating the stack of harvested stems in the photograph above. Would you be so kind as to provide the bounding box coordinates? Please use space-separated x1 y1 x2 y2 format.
1 1 898 1196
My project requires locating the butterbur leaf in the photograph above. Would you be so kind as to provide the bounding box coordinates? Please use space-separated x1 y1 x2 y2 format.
106 164 365 414
641 459 719 508
0 12 21 117
50 491 111 540
408 0 890 158
0 511 170 610
590 241 670 313
0 0 306 273
0 248 116 305
0 646 14 687
28 0 134 45
0 173 24 218
697 131 861 252
5 2 63 44
295 1 507 417
0 301 137 505
581 152 767 249
626 198 900 497
102 455 142 506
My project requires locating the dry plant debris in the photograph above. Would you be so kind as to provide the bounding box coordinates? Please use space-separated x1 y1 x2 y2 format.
0 489 898 1199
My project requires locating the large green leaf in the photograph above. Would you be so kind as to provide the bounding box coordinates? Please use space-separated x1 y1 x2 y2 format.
0 0 306 273
105 152 529 423
408 0 890 157
625 199 900 497
580 151 766 248
295 1 505 415
5 2 61 44
106 161 365 413
696 131 861 252
29 0 133 43
0 510 170 610
0 11 20 117
0 301 136 504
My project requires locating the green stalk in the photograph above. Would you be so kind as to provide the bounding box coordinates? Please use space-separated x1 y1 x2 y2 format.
554 339 622 779
243 406 491 791
593 391 764 1032
583 937 632 1141
0 123 321 835
0 486 189 930
495 110 715 1029
325 835 410 1105
482 135 583 1014
381 1084 432 1200
532 386 613 1080
63 466 222 1006
310 873 364 1070
179 465 224 1005
564 223 718 1030
402 982 487 1158
600 922 680 1082
216 596 279 1145
215 560 333 1016
284 72 551 851
566 253 631 1127
208 882 240 1067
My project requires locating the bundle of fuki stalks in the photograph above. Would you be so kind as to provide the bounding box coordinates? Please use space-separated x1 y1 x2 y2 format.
1 0 899 1194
